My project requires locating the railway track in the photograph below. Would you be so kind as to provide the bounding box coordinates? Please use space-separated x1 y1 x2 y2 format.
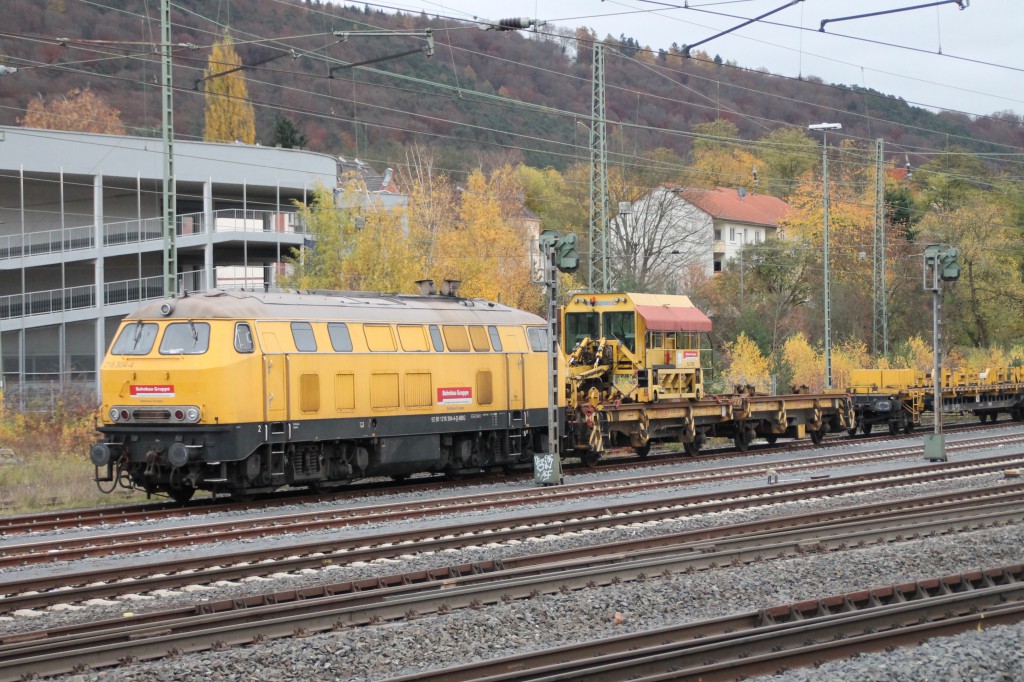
2 496 1021 681
380 565 1024 682
1 439 1022 568
2 461 1023 612
2 419 1012 536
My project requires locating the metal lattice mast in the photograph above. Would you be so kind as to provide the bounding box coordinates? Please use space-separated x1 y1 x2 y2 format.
161 0 177 296
872 138 887 357
587 42 609 293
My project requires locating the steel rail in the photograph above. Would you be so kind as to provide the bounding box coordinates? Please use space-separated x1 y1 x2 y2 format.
1 418 1012 535
3 483 1022 613
1 504 1022 680
379 565 1024 681
1 451 1022 570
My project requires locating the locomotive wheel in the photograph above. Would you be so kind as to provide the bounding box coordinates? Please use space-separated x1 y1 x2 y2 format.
634 444 651 459
889 421 900 436
231 489 255 503
764 434 778 445
169 486 195 504
810 427 825 445
847 426 858 438
582 449 602 468
684 439 701 457
862 422 873 435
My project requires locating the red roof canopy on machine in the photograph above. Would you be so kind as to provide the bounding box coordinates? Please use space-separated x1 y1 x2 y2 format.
635 305 712 332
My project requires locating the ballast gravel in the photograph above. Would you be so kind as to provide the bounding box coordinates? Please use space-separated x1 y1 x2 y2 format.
4 440 1023 681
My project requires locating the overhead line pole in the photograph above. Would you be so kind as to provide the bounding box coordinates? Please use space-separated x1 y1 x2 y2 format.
587 42 609 293
161 0 177 297
873 138 888 357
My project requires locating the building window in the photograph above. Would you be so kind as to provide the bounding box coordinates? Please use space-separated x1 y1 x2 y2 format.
714 229 721 241
729 228 735 242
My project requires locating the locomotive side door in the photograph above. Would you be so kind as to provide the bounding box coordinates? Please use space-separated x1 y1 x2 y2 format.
260 330 289 422
506 352 525 412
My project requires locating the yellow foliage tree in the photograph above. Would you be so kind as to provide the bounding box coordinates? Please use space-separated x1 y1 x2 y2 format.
427 167 542 312
782 333 824 393
21 87 125 134
203 32 256 144
723 332 771 393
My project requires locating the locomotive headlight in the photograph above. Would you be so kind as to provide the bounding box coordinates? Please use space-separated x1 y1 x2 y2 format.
109 407 120 422
875 400 892 412
184 406 201 423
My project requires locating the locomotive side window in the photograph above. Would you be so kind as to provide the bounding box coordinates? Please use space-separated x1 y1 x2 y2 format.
527 327 548 352
365 324 397 352
111 322 158 355
487 326 503 352
469 326 490 352
234 323 255 353
428 324 444 351
159 321 210 355
564 312 598 348
328 323 353 352
442 325 470 352
291 322 317 352
398 324 429 351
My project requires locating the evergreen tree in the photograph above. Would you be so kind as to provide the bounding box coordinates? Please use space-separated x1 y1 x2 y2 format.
203 32 256 144
268 115 308 149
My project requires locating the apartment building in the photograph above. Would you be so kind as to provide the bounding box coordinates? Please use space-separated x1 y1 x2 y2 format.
0 125 337 405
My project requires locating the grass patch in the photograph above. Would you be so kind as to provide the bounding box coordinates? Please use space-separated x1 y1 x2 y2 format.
0 392 147 514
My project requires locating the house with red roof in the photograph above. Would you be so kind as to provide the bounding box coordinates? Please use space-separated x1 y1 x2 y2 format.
624 186 791 284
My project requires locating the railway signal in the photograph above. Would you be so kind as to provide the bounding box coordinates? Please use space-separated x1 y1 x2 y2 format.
923 245 960 462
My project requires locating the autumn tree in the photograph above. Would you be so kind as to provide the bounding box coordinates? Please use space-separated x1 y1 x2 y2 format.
916 197 1024 347
754 127 818 199
20 87 125 134
722 332 771 394
203 32 256 144
427 166 543 312
689 119 759 190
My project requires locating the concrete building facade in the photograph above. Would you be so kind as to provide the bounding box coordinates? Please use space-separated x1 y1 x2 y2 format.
0 126 337 406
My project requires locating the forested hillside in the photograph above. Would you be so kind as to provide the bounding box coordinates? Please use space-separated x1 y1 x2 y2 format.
1 0 1021 174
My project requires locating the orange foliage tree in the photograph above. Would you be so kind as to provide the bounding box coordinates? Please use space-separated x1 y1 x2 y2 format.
20 87 125 134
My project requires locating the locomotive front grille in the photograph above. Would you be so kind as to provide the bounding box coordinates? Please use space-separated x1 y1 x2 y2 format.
132 409 172 421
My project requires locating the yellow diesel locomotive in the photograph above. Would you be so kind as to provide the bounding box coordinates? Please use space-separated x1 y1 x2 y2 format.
90 287 556 502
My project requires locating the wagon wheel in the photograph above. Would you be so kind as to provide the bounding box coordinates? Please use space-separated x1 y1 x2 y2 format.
809 427 825 445
634 443 651 459
888 420 900 436
683 439 701 457
633 411 651 459
169 485 195 504
764 434 778 445
862 422 873 435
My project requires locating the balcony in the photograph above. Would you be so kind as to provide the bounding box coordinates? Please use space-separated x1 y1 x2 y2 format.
0 265 289 321
0 209 306 261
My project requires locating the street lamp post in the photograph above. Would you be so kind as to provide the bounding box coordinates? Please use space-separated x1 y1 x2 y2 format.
808 122 842 390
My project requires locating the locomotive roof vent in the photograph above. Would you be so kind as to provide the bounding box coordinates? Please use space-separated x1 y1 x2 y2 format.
159 301 175 316
440 279 461 297
416 279 437 296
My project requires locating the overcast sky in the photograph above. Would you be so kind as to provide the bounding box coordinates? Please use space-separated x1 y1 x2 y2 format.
379 0 1022 118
